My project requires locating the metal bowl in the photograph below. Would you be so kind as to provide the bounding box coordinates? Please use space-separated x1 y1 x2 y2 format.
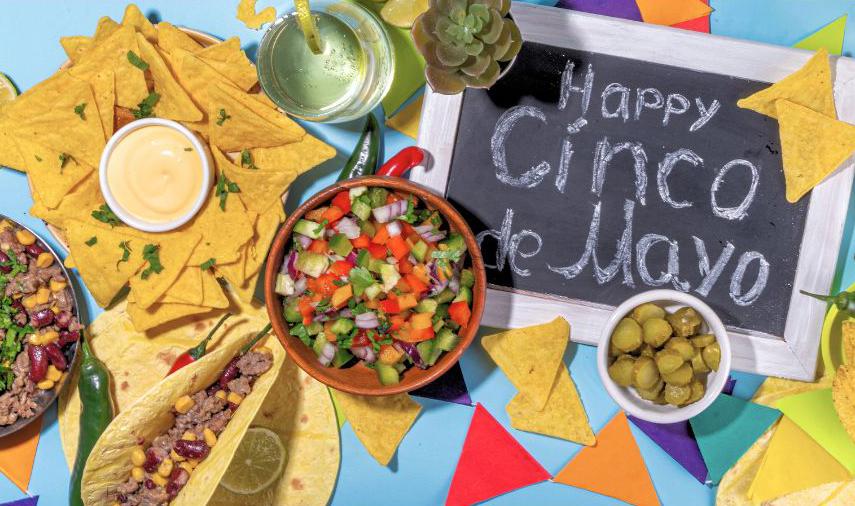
0 215 81 438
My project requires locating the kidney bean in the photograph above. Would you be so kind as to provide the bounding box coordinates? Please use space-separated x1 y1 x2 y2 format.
218 358 239 389
0 251 10 274
28 345 48 382
30 309 54 328
166 468 190 497
10 300 24 314
55 311 73 329
58 330 80 347
24 243 44 258
117 494 127 503
172 439 210 460
143 448 162 473
45 343 67 371
144 479 156 490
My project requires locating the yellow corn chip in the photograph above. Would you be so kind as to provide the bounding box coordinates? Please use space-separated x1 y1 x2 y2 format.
134 33 203 122
200 270 230 309
228 275 260 304
843 320 855 364
70 24 148 109
506 364 595 445
752 374 832 408
14 137 94 209
121 4 157 42
64 219 149 307
0 116 25 172
237 0 277 30
128 231 202 310
216 210 258 293
776 99 855 203
832 364 855 442
481 317 570 410
332 391 421 466
87 69 116 141
716 427 776 506
127 290 217 333
196 37 258 91
243 200 286 281
156 21 203 54
60 36 92 64
248 133 336 167
93 16 120 43
174 48 242 112
208 82 304 151
29 172 103 228
158 266 204 306
186 187 255 265
738 48 836 119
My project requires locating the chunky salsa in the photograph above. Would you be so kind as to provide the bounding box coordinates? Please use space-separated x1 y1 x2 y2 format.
276 186 473 386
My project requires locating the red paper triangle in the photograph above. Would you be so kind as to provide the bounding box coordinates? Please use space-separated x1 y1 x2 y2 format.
672 0 710 33
446 404 550 506
554 412 661 506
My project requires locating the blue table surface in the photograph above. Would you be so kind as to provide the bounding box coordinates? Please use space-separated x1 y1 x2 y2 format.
1 1 855 505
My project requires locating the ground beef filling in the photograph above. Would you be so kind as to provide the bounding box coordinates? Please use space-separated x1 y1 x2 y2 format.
112 350 273 505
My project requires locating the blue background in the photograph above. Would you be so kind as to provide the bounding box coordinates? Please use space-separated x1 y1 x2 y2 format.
0 1 853 505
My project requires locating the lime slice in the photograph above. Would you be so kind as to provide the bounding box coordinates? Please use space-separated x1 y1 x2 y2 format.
294 0 323 55
0 73 18 108
220 427 286 495
381 0 429 29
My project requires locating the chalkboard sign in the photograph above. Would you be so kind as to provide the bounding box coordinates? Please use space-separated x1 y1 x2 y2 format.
413 4 855 380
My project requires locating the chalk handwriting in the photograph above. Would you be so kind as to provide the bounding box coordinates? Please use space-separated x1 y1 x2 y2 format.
635 88 664 121
559 61 594 115
663 93 691 126
658 148 703 209
711 159 759 221
601 83 630 122
592 137 648 205
636 233 691 291
508 229 543 277
690 98 721 132
693 236 735 297
492 106 551 188
730 251 770 306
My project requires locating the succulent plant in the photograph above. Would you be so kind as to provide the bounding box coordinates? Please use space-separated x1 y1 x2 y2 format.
412 0 522 94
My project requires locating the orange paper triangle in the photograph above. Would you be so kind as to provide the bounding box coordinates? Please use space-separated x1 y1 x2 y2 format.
0 416 42 492
635 0 712 26
554 412 660 506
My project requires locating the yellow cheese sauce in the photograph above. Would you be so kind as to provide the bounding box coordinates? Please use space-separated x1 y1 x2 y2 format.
106 125 204 224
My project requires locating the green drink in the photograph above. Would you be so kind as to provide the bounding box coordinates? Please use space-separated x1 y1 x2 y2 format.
257 0 394 123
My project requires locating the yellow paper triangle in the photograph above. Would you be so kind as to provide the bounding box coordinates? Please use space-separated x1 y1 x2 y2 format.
794 15 847 56
332 391 421 466
635 0 712 26
386 95 423 139
748 416 851 504
776 99 855 203
737 48 836 119
0 415 42 493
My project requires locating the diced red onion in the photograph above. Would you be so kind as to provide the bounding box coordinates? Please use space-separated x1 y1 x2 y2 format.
351 346 376 363
413 224 432 235
324 228 335 239
355 312 379 329
372 200 408 223
338 307 353 318
394 340 427 369
318 342 336 366
335 217 361 239
449 277 460 294
386 221 402 237
423 231 447 242
407 254 418 265
283 251 298 278
313 313 330 322
386 257 397 264
345 251 358 265
295 234 313 249
294 277 307 296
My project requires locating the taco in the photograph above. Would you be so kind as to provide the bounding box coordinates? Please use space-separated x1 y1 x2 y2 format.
80 329 284 505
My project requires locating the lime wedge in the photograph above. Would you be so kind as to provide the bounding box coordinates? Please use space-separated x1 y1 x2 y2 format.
294 0 323 55
381 0 429 29
220 427 286 495
0 73 18 108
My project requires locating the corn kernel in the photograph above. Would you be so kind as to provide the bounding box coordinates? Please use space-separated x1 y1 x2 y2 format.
214 390 227 400
181 431 196 441
15 229 35 246
46 365 62 382
178 462 194 474
174 395 195 414
131 466 145 482
187 459 200 468
131 446 146 466
151 473 168 487
49 279 67 292
203 428 217 447
32 330 59 346
226 392 243 405
170 449 184 462
35 287 51 304
157 458 173 478
36 379 54 390
22 295 37 309
35 252 54 269
50 306 60 314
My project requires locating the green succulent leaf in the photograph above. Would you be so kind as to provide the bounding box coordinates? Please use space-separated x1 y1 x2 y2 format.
498 18 522 62
462 59 500 88
477 8 503 44
426 66 467 95
488 19 513 60
461 53 491 76
437 41 469 67
469 3 490 23
434 16 456 44
464 39 484 56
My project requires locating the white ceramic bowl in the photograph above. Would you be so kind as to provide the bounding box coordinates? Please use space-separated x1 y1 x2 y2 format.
596 289 732 424
99 118 211 233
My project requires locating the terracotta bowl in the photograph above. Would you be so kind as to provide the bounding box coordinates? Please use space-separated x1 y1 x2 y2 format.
265 176 486 396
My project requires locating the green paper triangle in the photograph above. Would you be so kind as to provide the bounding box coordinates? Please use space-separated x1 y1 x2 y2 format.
689 394 781 484
776 388 855 473
794 15 847 55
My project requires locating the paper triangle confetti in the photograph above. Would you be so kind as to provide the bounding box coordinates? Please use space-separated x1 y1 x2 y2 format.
635 0 712 26
386 95 423 139
0 416 42 493
412 362 472 406
0 496 38 506
690 394 781 484
777 388 855 473
554 412 660 506
794 15 847 55
332 391 421 466
671 0 710 33
446 404 549 506
775 99 855 203
628 416 708 484
747 416 851 504
557 0 642 21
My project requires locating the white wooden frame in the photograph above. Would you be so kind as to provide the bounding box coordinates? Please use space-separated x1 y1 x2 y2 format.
412 3 855 380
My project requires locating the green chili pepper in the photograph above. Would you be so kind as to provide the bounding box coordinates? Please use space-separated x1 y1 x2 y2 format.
337 113 380 181
69 335 114 506
801 289 855 315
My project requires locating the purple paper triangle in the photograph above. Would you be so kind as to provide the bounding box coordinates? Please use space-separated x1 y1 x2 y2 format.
412 362 472 406
1 496 38 506
723 376 736 396
557 0 643 21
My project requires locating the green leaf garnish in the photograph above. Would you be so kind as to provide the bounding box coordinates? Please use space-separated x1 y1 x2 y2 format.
74 102 87 120
85 236 98 246
216 108 231 126
91 204 122 227
240 149 258 170
140 244 163 279
200 258 216 271
117 241 132 269
131 92 160 119
127 50 149 71
215 171 240 211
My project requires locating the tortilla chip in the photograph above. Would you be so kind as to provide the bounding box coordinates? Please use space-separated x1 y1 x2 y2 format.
84 69 116 141
127 293 216 332
0 115 26 172
833 364 855 443
236 0 277 30
196 37 258 91
332 391 421 466
186 187 255 265
716 426 776 506
481 317 570 410
128 231 202 310
201 270 230 309
60 35 92 64
174 48 243 112
29 171 103 228
158 266 204 305
752 375 832 408
156 21 203 54
738 48 836 119
121 3 157 43
70 24 149 109
134 33 203 122
15 137 94 209
93 16 120 43
208 82 304 152
843 320 855 364
506 364 595 445
244 201 285 280
776 99 855 203
64 219 149 307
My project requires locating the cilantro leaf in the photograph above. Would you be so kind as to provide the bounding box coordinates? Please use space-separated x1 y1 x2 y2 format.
397 199 419 224
200 258 216 271
91 204 122 227
74 102 87 120
117 241 132 269
85 236 98 247
348 267 375 296
215 171 240 211
183 147 193 152
140 244 163 279
240 149 258 170
216 108 231 126
34 155 42 162
290 323 313 347
314 219 328 236
127 50 149 71
59 152 73 172
431 249 464 262
131 92 160 119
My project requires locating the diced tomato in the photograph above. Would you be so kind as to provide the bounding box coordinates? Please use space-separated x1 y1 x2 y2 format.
387 235 410 260
372 224 390 245
404 273 428 295
351 330 370 348
398 259 413 274
305 207 327 222
409 312 433 330
367 243 387 260
331 191 351 214
352 234 371 249
449 301 471 327
389 315 406 331
412 264 429 284
395 278 411 293
379 298 400 314
401 222 416 238
397 324 435 343
397 293 418 311
307 273 338 297
308 239 328 254
328 260 353 277
321 206 345 224
298 297 315 325
331 284 353 308
324 321 337 342
385 193 400 205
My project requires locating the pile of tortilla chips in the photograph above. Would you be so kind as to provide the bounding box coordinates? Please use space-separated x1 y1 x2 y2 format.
0 4 336 332
481 317 596 446
738 48 855 203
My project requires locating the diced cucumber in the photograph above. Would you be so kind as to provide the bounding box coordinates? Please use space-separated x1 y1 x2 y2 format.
294 219 324 239
435 328 459 352
375 363 400 385
363 283 383 300
393 362 406 374
432 319 445 332
440 233 466 253
435 289 456 304
415 298 438 314
359 219 376 237
417 341 434 365
368 187 389 208
329 233 353 257
275 273 295 296
460 268 475 288
330 318 354 335
356 249 371 268
332 348 353 368
380 263 400 292
453 286 472 304
312 335 328 356
351 199 372 221
411 240 428 262
306 322 323 335
283 301 302 323
368 258 385 274
295 252 328 278
349 186 368 199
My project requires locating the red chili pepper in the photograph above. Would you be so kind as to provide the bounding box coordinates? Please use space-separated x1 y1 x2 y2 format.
377 147 425 178
166 313 232 375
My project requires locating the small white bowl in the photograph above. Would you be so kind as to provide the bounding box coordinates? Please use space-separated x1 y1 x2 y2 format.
99 118 211 233
597 289 732 424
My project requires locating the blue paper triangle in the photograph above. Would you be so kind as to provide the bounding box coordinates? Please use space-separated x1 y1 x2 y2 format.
689 394 780 484
411 362 472 406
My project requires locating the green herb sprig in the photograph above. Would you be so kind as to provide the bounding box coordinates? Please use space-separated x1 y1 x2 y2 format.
140 244 163 280
127 50 149 71
215 171 240 211
91 204 122 227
